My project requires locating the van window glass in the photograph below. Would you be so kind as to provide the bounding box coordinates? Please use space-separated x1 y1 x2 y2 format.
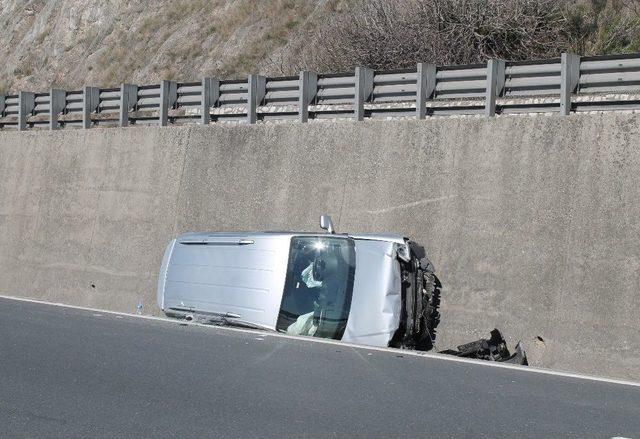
276 236 355 340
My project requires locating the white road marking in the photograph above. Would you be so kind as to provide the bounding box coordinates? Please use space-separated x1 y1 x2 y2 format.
1 293 639 388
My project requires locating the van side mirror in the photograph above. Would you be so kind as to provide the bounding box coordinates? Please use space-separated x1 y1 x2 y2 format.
319 215 335 234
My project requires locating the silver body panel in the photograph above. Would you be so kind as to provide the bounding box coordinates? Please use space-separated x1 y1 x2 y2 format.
158 232 291 329
157 231 407 347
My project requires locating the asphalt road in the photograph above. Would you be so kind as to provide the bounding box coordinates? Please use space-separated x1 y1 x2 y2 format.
0 297 638 438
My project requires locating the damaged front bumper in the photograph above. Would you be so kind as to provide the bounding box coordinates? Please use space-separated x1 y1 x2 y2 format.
439 329 528 365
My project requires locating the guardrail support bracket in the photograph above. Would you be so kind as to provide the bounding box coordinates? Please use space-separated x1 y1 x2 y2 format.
201 77 220 125
560 53 580 116
18 91 35 131
417 63 436 119
355 66 374 121
485 59 506 117
49 89 66 130
119 83 138 127
83 86 100 129
159 80 178 127
299 71 318 123
248 75 266 124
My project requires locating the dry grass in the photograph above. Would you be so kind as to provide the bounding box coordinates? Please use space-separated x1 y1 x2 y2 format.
272 0 640 74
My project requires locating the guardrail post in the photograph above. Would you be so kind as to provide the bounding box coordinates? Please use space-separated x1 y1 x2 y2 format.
299 70 318 123
83 86 99 129
159 80 177 127
201 77 220 125
416 63 436 119
119 83 138 127
247 74 266 124
485 59 506 117
355 66 374 121
560 53 580 116
18 91 35 131
49 88 66 130
0 94 4 129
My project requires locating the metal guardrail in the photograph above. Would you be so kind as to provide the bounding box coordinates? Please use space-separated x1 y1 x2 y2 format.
1 52 640 131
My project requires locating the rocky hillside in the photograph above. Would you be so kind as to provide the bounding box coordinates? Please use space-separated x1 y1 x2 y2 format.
0 0 343 93
2 0 639 94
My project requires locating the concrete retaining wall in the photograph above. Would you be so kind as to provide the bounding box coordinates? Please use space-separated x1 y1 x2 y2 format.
1 114 639 380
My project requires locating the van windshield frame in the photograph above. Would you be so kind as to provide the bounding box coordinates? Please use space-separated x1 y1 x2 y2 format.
275 236 356 340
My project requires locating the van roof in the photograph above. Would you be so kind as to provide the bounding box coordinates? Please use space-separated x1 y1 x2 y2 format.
176 231 407 244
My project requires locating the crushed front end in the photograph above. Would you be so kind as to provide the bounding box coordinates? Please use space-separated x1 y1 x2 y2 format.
390 241 441 351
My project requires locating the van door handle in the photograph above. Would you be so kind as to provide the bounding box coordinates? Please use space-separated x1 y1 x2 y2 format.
238 239 254 245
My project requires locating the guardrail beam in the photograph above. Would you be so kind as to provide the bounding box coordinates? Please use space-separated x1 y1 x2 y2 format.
83 86 99 129
560 53 580 116
159 80 177 127
201 77 220 125
485 59 506 117
49 88 66 130
119 83 138 127
18 91 35 131
299 71 318 123
5 52 640 129
248 74 266 124
416 63 436 119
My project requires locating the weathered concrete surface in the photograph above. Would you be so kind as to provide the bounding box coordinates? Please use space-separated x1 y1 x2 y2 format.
0 114 639 380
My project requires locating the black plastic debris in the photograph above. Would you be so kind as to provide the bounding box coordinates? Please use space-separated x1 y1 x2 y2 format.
439 329 528 365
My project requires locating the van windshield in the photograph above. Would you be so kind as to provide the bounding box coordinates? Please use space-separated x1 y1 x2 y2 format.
276 236 356 340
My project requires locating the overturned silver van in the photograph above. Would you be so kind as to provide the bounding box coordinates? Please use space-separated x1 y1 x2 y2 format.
157 215 440 350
